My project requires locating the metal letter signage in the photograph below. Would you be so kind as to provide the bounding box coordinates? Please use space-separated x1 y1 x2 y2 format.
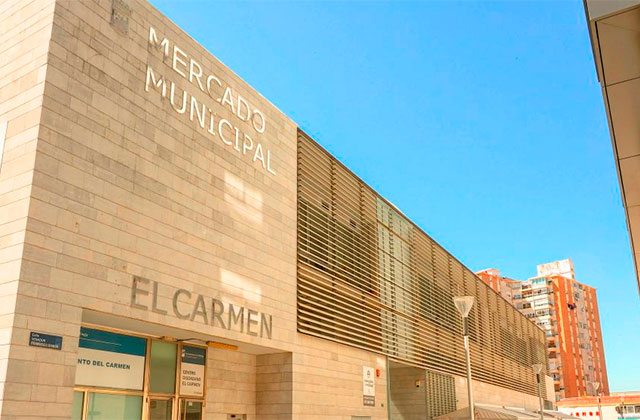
363 366 375 407
130 276 273 339
29 332 63 350
144 26 277 176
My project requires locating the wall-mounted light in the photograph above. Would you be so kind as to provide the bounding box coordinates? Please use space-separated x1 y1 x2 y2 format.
206 341 239 351
172 337 238 351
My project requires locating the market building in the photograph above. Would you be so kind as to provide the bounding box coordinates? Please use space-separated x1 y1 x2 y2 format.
1 0 553 419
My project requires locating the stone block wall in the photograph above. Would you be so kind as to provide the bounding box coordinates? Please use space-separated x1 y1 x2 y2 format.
257 352 292 419
0 1 59 418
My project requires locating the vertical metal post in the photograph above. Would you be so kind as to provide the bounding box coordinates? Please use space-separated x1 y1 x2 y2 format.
454 296 475 420
386 356 392 420
536 373 544 420
463 318 475 420
81 390 88 420
597 395 603 420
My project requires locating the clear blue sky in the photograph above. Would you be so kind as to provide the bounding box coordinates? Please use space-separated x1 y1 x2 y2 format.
151 1 639 392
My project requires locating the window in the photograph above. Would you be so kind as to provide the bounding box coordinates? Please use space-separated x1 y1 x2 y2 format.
180 400 203 420
72 391 84 420
148 399 172 420
86 393 143 420
150 341 178 394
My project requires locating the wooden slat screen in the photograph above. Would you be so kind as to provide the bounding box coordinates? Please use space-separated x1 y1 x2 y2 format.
297 130 548 398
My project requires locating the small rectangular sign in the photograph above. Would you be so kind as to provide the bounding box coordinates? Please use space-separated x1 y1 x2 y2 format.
363 366 375 396
29 332 63 350
363 366 375 406
180 346 206 397
182 345 206 365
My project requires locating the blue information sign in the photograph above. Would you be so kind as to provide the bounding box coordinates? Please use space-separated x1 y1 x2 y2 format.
79 327 146 356
182 346 206 365
29 332 63 350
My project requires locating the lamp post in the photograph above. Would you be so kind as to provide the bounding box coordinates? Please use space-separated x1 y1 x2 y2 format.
532 364 545 420
592 382 603 420
454 296 475 420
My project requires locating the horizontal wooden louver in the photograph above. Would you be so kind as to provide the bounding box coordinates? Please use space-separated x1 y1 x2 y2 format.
297 130 548 398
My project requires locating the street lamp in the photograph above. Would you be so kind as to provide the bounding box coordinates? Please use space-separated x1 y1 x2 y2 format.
591 382 603 420
454 296 475 420
532 364 545 420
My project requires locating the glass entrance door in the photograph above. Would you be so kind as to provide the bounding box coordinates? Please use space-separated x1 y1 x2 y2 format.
148 398 173 420
178 400 203 420
73 328 207 420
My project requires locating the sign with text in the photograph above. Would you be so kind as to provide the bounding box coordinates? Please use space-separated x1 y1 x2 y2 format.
29 332 63 350
363 366 375 406
145 27 277 176
180 345 206 397
75 327 147 390
130 276 273 340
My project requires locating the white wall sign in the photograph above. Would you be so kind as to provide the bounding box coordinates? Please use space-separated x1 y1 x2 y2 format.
75 327 147 390
180 346 206 397
363 366 375 406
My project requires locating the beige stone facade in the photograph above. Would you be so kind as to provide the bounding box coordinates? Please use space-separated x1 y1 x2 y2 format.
1 1 548 419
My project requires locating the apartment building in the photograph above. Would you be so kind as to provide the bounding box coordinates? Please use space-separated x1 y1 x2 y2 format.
477 259 608 401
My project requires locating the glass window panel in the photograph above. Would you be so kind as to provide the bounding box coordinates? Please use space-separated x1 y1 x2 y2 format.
86 393 142 420
150 341 177 393
180 400 203 420
149 399 173 420
72 391 84 420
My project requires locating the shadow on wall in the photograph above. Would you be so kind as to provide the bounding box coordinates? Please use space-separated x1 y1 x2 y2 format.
389 360 457 420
